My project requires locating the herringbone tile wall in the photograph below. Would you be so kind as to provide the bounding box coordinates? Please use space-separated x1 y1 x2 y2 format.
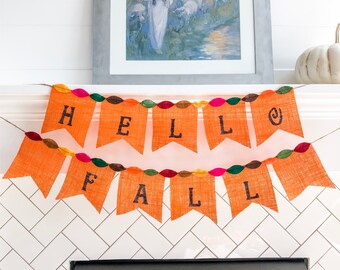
1 170 340 270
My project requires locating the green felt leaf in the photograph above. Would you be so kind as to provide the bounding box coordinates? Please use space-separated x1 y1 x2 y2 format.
91 158 108 167
276 149 293 159
226 97 241 105
144 169 159 176
227 165 245 175
276 86 293 95
141 99 157 108
90 93 106 102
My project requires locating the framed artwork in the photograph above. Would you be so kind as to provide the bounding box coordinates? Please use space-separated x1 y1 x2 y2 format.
93 0 274 84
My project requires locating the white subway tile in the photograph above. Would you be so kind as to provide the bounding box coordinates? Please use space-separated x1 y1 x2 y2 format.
0 237 11 260
160 211 202 245
164 232 204 259
260 247 279 258
196 248 217 259
31 201 76 246
100 233 140 259
10 177 38 197
192 217 236 258
0 250 32 270
287 200 330 244
224 204 268 244
62 250 88 269
291 187 325 212
319 216 340 253
256 216 299 257
95 210 140 246
216 195 232 229
31 234 76 270
128 217 172 259
292 232 331 266
319 248 340 270
63 196 109 229
0 204 11 228
318 188 340 220
62 217 108 259
228 232 268 258
267 191 300 228
132 249 153 259
0 186 43 230
0 219 43 262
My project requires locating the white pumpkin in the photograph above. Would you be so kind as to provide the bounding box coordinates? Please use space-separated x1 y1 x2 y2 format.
295 24 340 83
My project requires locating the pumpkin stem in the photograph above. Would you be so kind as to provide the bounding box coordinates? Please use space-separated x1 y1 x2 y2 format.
336 23 340 43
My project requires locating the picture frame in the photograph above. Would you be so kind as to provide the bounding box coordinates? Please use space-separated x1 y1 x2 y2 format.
93 0 274 85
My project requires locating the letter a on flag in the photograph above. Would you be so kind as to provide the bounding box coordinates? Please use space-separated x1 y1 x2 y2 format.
56 157 116 213
97 100 148 154
41 86 96 147
223 164 278 217
250 90 304 146
4 135 66 198
170 174 217 223
117 171 165 222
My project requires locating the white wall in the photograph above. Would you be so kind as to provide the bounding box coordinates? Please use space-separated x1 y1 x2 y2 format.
1 0 340 84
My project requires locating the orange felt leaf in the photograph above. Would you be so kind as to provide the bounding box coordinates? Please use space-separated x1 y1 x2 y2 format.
4 137 66 198
116 171 165 222
97 100 148 154
152 105 198 152
272 145 334 200
203 103 250 149
223 164 278 218
250 90 304 146
41 86 96 147
56 157 116 213
170 174 217 223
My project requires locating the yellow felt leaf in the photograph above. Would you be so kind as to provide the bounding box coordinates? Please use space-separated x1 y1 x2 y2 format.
58 147 75 156
53 84 71 93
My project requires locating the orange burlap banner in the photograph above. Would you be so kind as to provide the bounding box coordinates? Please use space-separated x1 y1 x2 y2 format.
223 164 278 217
116 171 165 222
250 90 304 146
56 157 116 212
97 100 148 154
203 103 250 149
272 145 335 200
152 105 198 152
3 136 66 198
170 174 217 223
41 86 96 147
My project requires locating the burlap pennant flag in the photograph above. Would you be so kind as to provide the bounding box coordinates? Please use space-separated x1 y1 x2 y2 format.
170 174 217 223
272 144 335 200
97 100 148 154
152 104 198 152
222 164 278 217
250 90 304 146
116 170 165 222
41 86 96 147
4 135 66 198
56 156 116 213
203 102 250 149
